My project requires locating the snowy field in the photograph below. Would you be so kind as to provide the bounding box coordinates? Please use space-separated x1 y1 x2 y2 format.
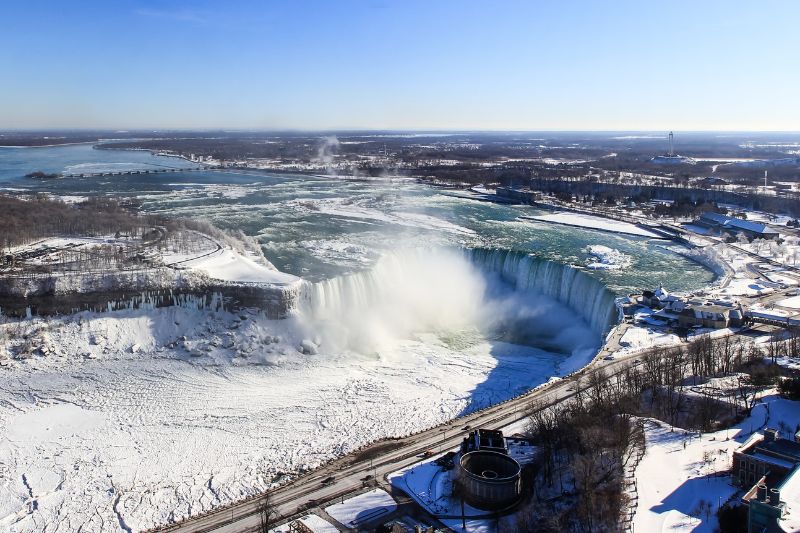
524 212 663 238
176 247 300 285
778 295 800 309
633 394 800 533
0 303 588 532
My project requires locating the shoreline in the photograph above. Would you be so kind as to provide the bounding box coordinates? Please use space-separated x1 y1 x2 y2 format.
519 213 667 239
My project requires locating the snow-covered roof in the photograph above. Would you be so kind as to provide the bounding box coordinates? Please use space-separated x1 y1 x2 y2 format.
749 452 798 471
699 212 779 235
779 467 800 532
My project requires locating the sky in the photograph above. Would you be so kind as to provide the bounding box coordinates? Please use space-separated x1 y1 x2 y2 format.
0 0 798 131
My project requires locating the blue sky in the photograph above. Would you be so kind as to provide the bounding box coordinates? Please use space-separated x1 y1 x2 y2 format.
1 1 798 130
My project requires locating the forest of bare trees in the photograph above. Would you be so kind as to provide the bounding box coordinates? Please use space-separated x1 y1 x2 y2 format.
512 331 795 533
0 194 158 253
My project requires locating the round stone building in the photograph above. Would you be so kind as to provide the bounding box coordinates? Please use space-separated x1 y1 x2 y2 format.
457 450 522 510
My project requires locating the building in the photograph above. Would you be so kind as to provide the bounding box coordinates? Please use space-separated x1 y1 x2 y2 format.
696 212 780 241
457 451 522 511
461 429 508 454
733 428 800 532
457 429 522 510
678 303 743 329
639 285 686 312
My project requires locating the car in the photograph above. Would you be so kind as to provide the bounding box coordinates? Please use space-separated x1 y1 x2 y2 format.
360 474 374 482
321 476 335 485
421 450 435 458
603 356 614 361
462 425 471 431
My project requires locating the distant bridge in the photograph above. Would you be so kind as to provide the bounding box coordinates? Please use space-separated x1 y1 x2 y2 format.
61 166 216 178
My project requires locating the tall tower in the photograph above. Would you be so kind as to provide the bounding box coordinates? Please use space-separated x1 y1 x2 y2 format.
669 131 674 157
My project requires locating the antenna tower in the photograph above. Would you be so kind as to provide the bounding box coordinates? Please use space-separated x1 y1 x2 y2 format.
668 131 674 157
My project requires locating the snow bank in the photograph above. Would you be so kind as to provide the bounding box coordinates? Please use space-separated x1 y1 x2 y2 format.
618 326 681 354
179 247 299 285
271 514 338 533
525 211 663 238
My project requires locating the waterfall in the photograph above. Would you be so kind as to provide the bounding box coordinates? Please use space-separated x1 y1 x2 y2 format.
295 249 488 352
295 247 618 355
466 248 618 335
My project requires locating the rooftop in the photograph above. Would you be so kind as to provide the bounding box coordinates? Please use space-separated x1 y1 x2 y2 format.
778 467 800 532
699 212 779 235
739 429 800 463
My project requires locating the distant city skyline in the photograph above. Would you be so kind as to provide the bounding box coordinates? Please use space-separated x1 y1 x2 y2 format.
1 0 798 131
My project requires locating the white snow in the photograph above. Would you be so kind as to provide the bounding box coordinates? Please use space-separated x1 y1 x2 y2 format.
777 295 800 309
178 247 299 285
769 356 800 371
584 245 632 270
389 453 498 533
0 303 581 532
718 276 775 297
524 211 663 238
633 394 800 533
618 326 681 354
324 488 397 529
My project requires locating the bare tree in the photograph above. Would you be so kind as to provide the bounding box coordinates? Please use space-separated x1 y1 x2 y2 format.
258 491 279 533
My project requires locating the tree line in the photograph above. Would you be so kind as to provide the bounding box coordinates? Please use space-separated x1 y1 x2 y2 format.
511 331 796 532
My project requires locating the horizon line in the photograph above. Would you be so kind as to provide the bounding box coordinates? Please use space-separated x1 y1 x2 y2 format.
3 128 800 135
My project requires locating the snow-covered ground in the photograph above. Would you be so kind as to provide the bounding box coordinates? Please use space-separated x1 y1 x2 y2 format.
525 212 663 238
0 303 584 532
617 326 681 354
387 436 537 533
324 488 397 529
777 295 800 309
389 452 498 533
176 247 300 285
633 394 800 533
719 277 776 297
770 356 800 371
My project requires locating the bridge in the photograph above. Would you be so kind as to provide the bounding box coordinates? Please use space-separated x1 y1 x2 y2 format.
61 166 216 178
